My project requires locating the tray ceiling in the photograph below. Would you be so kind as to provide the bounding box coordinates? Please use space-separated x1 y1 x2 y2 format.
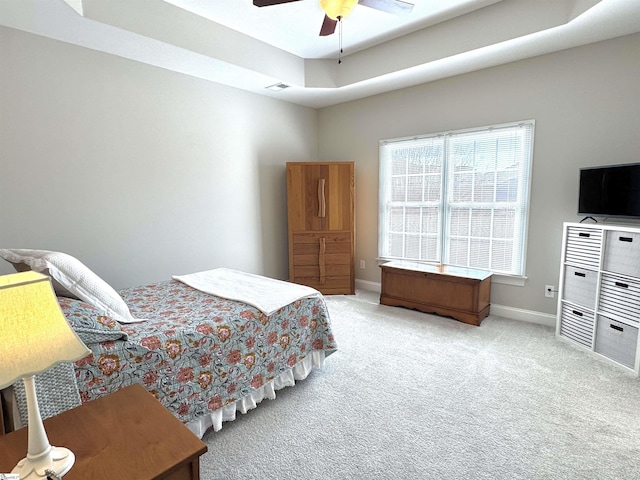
1 0 639 108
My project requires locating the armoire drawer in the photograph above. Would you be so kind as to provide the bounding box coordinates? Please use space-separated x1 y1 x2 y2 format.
559 303 595 348
292 232 352 252
562 265 598 310
599 273 640 325
293 264 351 277
565 226 602 270
290 275 352 294
290 232 354 294
603 230 640 277
595 316 638 369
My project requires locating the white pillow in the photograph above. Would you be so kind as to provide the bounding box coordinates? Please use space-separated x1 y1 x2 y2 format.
0 249 142 323
6 260 79 299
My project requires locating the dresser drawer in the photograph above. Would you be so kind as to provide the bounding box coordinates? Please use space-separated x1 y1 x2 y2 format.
562 265 598 310
599 273 640 324
559 303 595 348
603 230 640 277
595 316 638 369
564 226 602 270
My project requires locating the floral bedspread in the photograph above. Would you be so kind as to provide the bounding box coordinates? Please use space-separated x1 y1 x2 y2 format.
65 280 336 425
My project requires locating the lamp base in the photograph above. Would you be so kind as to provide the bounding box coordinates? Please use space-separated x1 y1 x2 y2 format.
12 446 75 479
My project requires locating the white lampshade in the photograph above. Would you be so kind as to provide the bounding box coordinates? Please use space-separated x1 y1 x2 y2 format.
0 271 91 479
0 271 90 388
319 0 358 20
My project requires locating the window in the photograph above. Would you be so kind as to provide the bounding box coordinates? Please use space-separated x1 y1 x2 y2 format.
378 121 534 277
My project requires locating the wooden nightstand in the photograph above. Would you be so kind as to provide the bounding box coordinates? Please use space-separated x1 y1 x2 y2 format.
0 383 207 480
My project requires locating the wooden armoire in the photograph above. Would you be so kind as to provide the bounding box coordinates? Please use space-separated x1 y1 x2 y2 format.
286 162 355 295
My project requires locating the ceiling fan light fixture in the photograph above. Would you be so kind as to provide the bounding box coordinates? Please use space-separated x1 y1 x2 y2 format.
319 0 358 20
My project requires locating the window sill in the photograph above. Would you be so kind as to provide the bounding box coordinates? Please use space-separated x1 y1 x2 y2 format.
491 274 527 286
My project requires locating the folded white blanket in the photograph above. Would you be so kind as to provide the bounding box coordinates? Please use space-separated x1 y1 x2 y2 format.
172 268 321 316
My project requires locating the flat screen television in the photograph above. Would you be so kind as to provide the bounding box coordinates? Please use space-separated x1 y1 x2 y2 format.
578 163 640 218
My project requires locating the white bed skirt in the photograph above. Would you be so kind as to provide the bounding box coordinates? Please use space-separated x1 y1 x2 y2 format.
186 350 326 438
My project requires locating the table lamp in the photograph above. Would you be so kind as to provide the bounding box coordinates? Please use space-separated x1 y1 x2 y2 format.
0 271 91 479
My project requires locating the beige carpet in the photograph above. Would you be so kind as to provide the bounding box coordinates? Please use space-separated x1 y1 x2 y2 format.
200 290 640 479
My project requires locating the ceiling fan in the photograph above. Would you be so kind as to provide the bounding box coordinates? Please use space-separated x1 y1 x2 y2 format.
253 0 414 37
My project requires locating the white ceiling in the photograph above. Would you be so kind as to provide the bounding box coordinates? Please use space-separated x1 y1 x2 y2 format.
1 0 640 108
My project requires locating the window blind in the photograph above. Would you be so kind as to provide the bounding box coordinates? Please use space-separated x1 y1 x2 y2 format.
379 121 534 276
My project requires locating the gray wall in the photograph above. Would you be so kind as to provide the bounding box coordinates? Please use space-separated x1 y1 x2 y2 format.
317 32 640 314
0 26 318 289
2 25 640 317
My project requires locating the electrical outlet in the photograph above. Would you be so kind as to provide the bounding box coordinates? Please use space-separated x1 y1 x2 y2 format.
360 260 366 269
545 285 555 298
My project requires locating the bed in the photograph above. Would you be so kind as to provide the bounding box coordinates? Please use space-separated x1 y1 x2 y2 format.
0 249 337 438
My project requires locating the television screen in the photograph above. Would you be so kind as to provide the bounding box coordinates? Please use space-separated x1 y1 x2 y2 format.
578 163 640 218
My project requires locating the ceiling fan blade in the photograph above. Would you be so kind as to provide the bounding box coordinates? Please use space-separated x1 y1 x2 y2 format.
358 0 414 15
253 0 301 6
319 15 337 36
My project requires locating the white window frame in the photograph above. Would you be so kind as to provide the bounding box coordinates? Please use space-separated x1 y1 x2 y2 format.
378 120 535 280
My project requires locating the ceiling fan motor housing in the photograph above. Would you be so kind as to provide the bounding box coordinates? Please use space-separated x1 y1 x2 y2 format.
319 0 358 20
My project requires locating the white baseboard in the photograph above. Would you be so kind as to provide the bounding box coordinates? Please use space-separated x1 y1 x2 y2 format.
355 279 556 327
355 278 381 293
490 304 556 328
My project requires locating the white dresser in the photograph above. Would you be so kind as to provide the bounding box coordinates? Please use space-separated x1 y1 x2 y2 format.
557 222 640 374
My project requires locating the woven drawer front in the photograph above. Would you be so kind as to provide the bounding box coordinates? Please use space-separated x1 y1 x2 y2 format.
603 230 640 277
599 273 640 325
565 226 602 270
595 316 638 369
562 265 598 310
559 303 595 348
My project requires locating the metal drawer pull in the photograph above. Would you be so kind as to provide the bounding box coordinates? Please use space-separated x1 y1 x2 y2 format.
578 232 591 237
619 236 633 242
574 272 586 277
572 310 583 317
615 281 629 289
610 323 624 332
